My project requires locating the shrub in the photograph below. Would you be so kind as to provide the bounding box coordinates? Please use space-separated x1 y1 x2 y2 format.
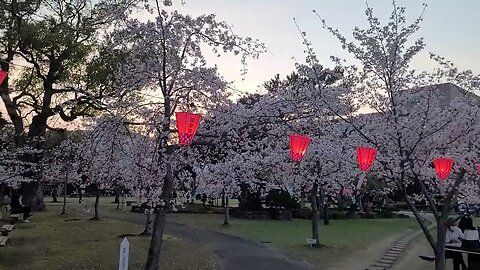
293 208 312 219
329 210 348 220
376 210 394 218
346 211 359 219
265 189 299 210
358 212 376 219
269 209 292 220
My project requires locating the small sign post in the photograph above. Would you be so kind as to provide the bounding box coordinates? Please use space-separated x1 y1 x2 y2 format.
306 238 317 247
119 237 129 270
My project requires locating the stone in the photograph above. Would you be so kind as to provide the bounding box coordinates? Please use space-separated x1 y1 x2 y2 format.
379 258 395 264
366 267 386 270
383 255 397 260
373 262 391 268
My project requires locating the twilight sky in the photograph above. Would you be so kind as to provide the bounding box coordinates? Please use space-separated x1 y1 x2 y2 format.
165 0 480 94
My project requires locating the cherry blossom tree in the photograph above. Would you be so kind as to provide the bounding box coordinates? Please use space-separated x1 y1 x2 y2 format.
0 0 138 210
193 61 355 244
43 139 81 215
308 2 480 269
249 122 357 246
196 151 256 225
107 4 265 268
80 117 136 220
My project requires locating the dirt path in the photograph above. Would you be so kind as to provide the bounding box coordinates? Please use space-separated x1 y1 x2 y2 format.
323 233 402 270
392 236 436 270
67 203 314 270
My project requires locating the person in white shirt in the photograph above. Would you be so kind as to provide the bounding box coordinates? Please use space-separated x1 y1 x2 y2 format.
446 218 464 246
445 217 467 270
461 217 480 248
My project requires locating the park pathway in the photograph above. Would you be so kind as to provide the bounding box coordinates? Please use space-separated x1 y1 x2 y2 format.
366 212 435 270
67 204 314 270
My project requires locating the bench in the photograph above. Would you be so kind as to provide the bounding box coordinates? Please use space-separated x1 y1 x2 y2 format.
419 255 435 261
131 204 148 213
421 246 480 268
126 201 136 206
0 236 8 247
1 225 14 236
9 214 20 224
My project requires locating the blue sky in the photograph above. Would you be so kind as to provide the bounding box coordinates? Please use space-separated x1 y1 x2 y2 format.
167 0 479 93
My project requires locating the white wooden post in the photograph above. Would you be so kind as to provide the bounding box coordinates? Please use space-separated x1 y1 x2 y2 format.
118 237 129 270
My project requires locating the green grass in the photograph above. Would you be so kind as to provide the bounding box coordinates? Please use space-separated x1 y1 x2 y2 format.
168 213 418 269
0 207 215 270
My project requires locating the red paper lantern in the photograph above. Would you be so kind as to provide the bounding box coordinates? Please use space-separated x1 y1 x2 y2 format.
175 112 202 145
0 71 7 85
433 158 454 180
356 147 377 172
289 134 310 161
477 163 480 175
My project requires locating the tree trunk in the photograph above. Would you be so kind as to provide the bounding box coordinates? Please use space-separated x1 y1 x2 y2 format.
52 185 58 203
145 208 168 270
223 197 230 226
2 62 45 212
434 219 447 270
311 183 320 247
21 181 45 211
91 185 100 220
338 187 344 211
0 184 4 207
221 192 226 208
0 62 26 147
299 189 305 209
140 209 153 235
61 180 67 215
357 194 363 212
114 188 120 204
323 203 330 225
115 188 120 209
144 163 174 270
78 186 83 203
122 193 127 211
23 111 50 212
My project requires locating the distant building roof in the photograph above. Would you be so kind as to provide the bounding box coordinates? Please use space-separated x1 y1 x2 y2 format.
406 82 480 107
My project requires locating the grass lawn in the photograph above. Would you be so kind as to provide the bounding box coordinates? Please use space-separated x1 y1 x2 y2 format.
0 206 216 270
168 213 418 269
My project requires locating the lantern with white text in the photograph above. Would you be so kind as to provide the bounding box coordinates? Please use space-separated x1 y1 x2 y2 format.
356 147 377 172
433 158 454 180
289 134 310 162
0 71 7 85
176 112 202 145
